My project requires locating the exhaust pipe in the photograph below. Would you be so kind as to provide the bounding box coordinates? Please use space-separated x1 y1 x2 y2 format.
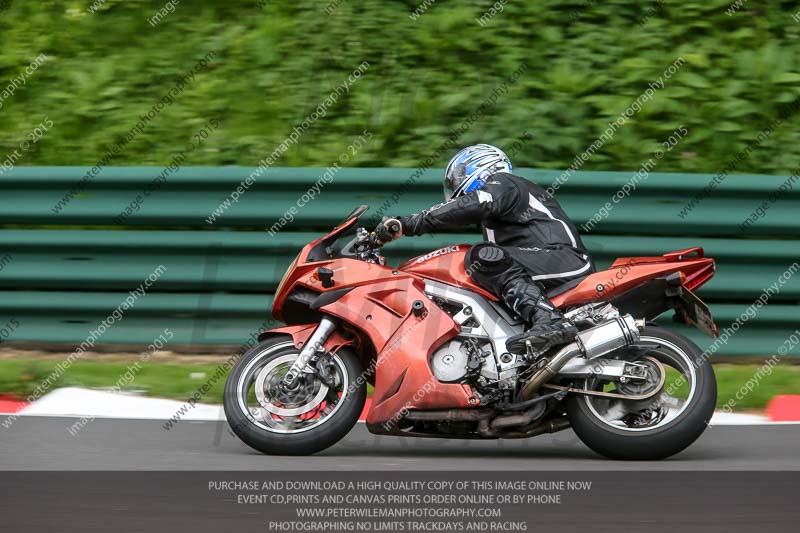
520 315 644 400
403 409 495 422
501 417 571 439
480 416 571 439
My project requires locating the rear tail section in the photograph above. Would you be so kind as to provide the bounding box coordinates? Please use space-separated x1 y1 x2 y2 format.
608 246 715 292
553 247 717 338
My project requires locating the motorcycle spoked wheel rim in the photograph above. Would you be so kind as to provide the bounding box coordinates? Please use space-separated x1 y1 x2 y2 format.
235 341 350 434
581 336 698 433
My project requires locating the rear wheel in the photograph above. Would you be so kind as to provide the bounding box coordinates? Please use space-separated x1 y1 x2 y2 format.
224 336 366 455
565 326 716 460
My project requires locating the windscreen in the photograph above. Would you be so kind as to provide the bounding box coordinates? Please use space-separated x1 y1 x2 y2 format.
306 207 368 262
338 205 369 226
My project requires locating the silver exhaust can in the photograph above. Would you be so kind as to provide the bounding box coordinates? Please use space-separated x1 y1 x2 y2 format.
575 315 641 360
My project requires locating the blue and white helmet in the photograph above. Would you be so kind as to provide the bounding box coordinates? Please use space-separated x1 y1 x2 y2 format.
443 144 512 201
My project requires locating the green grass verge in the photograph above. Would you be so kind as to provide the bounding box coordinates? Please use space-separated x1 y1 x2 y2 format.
0 359 230 405
0 359 797 411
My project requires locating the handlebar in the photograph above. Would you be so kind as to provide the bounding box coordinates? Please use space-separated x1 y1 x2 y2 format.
358 226 384 248
340 227 386 264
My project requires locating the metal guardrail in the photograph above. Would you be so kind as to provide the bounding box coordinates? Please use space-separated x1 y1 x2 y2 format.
0 167 797 357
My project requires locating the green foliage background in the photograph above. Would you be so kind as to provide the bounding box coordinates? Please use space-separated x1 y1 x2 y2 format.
2 0 800 174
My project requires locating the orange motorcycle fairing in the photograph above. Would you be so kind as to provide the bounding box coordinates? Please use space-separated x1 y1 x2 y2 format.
318 276 477 434
399 244 499 301
553 249 715 309
256 324 354 354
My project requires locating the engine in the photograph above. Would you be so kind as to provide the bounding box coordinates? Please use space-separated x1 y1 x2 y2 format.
425 279 638 395
430 338 487 383
424 280 529 395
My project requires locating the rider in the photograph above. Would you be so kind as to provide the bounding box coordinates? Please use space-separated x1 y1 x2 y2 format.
374 144 594 355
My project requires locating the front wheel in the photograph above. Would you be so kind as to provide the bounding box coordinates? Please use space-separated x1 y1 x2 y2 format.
565 326 716 460
223 336 366 455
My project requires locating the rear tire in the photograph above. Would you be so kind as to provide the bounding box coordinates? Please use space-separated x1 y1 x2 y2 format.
224 336 366 456
566 326 716 460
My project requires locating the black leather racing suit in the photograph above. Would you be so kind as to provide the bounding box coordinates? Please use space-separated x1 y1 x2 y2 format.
399 172 594 352
400 172 594 290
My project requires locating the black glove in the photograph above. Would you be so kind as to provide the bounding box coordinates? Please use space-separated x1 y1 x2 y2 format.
374 217 403 244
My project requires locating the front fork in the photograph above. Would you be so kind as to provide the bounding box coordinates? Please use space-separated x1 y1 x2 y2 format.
282 316 338 387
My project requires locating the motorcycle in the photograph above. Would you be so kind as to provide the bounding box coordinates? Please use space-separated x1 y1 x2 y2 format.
224 206 718 459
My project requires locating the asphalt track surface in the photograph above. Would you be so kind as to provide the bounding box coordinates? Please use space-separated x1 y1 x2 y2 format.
1 415 798 470
2 416 798 532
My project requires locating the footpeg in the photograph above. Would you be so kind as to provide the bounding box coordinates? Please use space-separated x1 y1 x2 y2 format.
524 340 548 361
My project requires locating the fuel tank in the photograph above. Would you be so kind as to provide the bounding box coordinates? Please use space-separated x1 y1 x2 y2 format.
398 244 498 301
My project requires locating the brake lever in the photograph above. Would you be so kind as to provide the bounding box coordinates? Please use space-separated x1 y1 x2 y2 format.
369 233 384 247
355 227 371 243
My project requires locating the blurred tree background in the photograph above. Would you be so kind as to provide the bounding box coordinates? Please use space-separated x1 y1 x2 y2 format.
1 0 800 174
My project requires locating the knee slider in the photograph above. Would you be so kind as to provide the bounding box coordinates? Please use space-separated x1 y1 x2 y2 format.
467 243 510 273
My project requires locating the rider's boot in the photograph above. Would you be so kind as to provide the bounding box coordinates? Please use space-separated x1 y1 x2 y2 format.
503 277 577 355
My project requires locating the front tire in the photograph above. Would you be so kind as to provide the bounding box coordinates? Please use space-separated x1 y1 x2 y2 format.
566 326 716 460
224 336 366 456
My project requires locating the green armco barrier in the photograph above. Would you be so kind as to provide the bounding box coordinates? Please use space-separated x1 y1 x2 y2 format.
2 166 799 234
0 167 797 358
